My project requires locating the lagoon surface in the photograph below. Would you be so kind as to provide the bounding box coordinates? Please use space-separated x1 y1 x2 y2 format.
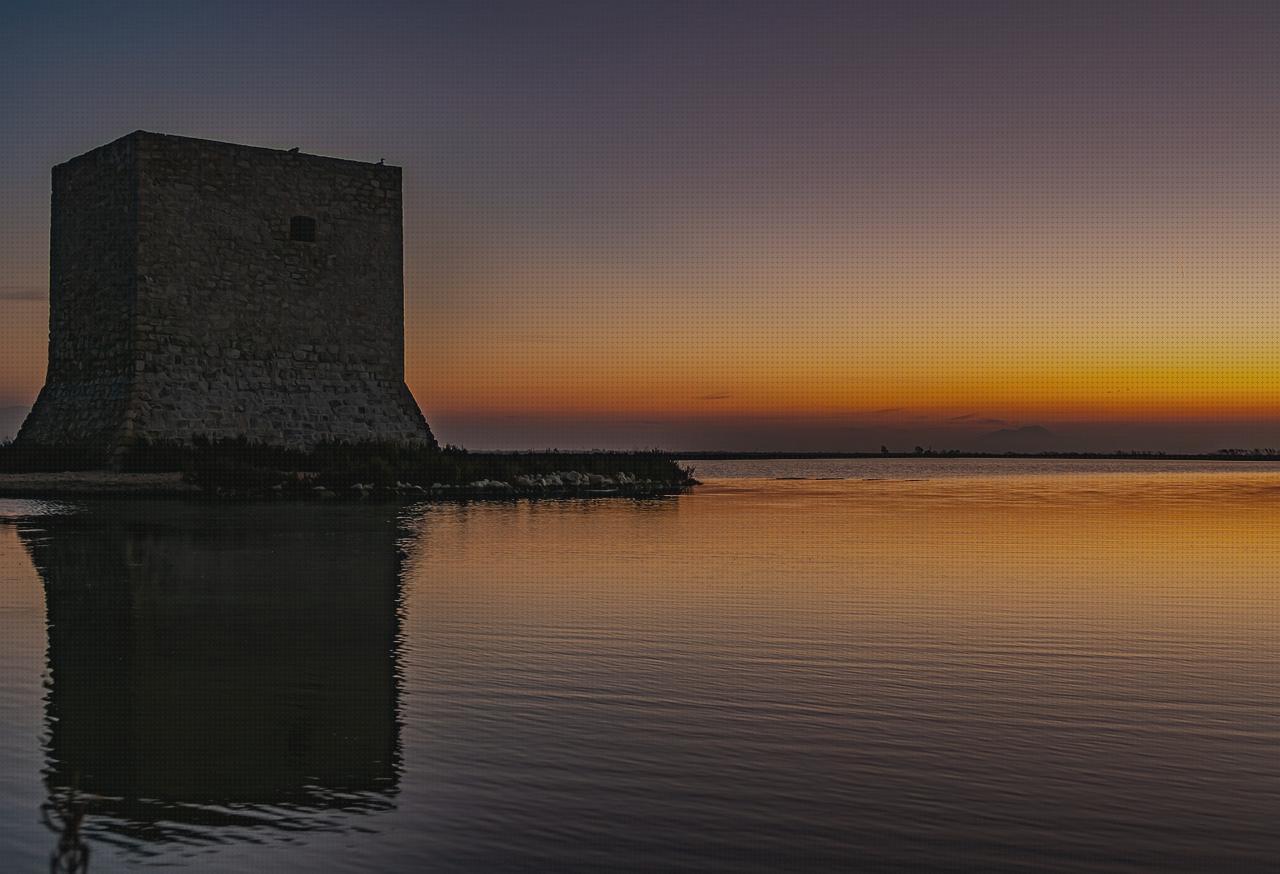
2 459 1280 871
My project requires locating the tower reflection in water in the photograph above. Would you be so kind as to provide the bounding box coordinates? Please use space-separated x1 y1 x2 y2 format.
21 503 404 855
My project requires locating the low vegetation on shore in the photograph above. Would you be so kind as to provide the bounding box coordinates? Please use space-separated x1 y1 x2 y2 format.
0 437 697 500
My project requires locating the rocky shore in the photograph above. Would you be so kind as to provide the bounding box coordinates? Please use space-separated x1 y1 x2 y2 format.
0 469 692 500
0 440 697 500
267 469 690 501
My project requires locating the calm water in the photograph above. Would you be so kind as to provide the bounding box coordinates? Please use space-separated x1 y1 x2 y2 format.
3 459 1280 871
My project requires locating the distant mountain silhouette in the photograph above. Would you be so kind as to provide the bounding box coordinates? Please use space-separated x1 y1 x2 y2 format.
976 425 1056 452
0 406 28 442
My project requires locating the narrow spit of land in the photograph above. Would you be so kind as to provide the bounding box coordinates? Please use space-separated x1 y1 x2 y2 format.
0 439 697 500
673 450 1280 461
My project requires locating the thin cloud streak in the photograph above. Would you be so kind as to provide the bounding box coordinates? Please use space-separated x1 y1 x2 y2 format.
0 288 46 301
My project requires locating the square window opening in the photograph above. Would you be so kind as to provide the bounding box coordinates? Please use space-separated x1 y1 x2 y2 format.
290 215 316 242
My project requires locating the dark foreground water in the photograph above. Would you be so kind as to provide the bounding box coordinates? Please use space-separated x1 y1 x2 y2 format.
2 459 1280 871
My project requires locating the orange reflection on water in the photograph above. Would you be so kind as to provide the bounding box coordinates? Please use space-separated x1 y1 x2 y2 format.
400 471 1280 638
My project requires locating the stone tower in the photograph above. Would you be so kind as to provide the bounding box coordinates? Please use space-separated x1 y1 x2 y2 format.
19 131 435 457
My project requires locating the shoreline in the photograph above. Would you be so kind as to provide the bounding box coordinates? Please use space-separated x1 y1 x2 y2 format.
674 451 1280 461
0 472 197 498
4 453 1278 499
0 471 691 500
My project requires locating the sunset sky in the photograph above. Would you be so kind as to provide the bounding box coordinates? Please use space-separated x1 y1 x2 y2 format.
4 1 1280 450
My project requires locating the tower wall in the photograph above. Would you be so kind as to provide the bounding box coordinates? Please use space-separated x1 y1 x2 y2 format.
18 136 139 449
19 131 435 456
